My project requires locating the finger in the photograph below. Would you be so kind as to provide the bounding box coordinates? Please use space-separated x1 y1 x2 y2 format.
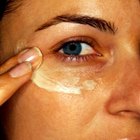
0 55 19 74
0 47 43 105
0 47 42 74
0 62 32 105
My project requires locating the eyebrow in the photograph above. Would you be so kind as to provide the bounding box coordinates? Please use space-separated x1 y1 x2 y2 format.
36 14 118 35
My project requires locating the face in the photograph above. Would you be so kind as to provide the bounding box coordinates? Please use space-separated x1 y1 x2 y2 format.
0 0 140 139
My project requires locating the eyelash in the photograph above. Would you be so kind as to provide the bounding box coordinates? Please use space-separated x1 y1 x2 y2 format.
53 36 103 63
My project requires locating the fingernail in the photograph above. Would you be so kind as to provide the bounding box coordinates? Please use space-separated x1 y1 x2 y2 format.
9 62 32 78
18 47 43 69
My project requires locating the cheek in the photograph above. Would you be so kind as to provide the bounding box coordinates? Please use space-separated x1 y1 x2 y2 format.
27 53 109 126
13 82 95 130
28 74 107 131
20 81 103 129
3 64 111 138
31 55 103 95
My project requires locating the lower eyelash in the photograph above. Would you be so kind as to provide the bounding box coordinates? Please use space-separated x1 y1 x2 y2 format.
55 53 101 63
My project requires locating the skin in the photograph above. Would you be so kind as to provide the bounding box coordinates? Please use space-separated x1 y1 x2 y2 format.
0 0 140 139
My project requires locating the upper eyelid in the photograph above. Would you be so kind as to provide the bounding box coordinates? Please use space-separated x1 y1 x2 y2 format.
30 22 114 54
52 36 97 52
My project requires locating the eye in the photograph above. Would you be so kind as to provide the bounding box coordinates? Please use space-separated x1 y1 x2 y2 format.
55 37 103 63
51 36 103 64
59 41 94 56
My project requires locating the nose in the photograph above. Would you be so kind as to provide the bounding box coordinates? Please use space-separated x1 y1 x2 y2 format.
106 62 140 119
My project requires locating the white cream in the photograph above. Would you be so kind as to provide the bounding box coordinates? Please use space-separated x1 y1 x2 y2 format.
82 80 97 90
15 42 98 94
32 65 98 94
15 40 27 54
32 70 81 94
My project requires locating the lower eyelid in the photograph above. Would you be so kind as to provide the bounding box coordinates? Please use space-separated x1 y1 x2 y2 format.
55 43 103 64
43 49 108 73
54 52 103 64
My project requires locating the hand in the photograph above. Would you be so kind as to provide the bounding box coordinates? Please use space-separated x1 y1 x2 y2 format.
0 47 42 105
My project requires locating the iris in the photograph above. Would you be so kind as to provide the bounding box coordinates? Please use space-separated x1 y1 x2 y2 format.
62 42 82 55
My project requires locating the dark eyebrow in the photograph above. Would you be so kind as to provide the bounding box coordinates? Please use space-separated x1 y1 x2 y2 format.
36 14 118 35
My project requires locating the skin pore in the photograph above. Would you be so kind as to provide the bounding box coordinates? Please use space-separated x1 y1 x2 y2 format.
0 0 140 140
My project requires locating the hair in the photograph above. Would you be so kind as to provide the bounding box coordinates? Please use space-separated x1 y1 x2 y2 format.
0 0 21 21
0 1 9 139
0 0 8 20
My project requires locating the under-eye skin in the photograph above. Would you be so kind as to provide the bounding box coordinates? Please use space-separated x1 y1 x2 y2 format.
52 36 103 63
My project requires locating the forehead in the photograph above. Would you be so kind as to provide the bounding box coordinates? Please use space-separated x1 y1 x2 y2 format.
19 0 140 27
20 0 139 18
4 0 140 36
7 0 140 20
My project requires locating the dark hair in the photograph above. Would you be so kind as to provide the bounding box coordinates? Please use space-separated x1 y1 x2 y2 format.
0 0 20 21
0 1 8 139
0 0 8 20
0 122 6 140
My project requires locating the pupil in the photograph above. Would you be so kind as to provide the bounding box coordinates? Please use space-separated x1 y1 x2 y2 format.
63 42 82 55
69 45 77 51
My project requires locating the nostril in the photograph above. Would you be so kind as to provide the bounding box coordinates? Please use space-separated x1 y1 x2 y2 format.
115 110 140 118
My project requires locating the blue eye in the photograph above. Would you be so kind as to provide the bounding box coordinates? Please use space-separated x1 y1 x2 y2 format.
59 41 94 56
56 38 102 63
61 42 82 55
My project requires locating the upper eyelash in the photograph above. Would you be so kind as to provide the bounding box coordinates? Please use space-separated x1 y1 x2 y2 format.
53 36 95 52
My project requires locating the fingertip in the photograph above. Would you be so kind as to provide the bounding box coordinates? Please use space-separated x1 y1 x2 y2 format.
18 47 43 70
